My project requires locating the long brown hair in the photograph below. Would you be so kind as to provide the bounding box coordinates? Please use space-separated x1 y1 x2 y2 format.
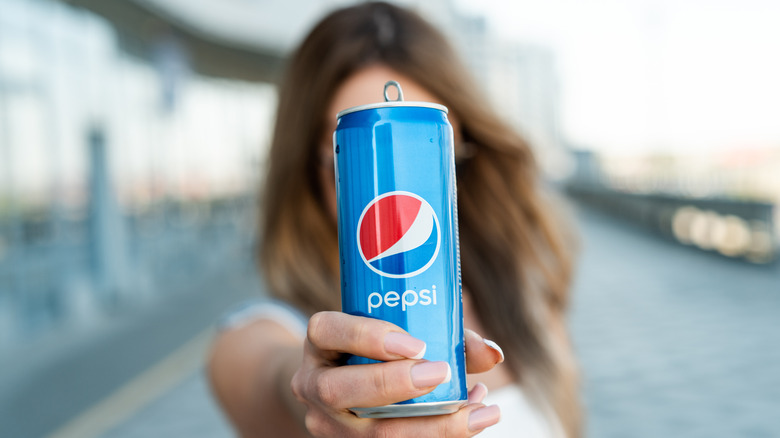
259 2 581 436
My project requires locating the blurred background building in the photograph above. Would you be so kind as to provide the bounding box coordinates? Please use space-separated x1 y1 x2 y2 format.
0 0 778 437
0 0 574 357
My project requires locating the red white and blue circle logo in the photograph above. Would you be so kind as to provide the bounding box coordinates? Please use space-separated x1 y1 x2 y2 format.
357 191 440 278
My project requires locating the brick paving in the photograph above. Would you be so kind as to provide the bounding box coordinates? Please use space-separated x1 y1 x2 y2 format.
101 204 780 437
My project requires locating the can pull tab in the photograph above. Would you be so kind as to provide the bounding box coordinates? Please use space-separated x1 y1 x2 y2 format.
384 81 404 102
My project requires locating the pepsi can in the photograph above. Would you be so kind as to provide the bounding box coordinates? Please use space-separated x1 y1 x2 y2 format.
334 81 466 418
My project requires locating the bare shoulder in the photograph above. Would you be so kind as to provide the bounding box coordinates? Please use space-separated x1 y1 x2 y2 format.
208 318 308 437
211 316 302 360
208 317 303 398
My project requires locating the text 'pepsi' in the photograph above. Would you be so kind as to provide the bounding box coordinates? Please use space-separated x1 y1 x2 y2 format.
334 81 466 418
367 285 437 314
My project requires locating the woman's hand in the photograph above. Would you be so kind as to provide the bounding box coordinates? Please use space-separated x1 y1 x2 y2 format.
291 311 503 437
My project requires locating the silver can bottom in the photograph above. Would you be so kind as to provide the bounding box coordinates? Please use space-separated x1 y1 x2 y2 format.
350 400 467 419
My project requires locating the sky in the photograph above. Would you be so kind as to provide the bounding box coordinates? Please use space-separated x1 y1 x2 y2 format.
456 0 780 156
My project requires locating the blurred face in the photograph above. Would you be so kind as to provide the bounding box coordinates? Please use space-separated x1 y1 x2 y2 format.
318 64 459 219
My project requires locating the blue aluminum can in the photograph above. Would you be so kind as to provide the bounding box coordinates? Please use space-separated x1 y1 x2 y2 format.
334 81 466 418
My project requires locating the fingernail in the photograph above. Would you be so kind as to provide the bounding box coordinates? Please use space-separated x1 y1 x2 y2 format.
467 382 489 404
410 361 451 388
468 382 488 404
483 339 504 363
468 405 501 431
385 332 426 359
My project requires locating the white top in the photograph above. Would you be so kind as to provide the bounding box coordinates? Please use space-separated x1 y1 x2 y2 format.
219 300 562 437
480 385 562 438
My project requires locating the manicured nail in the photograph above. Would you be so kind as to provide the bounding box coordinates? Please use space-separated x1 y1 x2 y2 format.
385 332 426 359
410 361 451 388
467 382 489 404
468 405 501 431
484 339 504 363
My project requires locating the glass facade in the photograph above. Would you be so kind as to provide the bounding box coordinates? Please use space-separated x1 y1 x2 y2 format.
0 0 276 348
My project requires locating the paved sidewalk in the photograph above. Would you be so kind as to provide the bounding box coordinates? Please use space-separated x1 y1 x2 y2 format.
0 237 264 438
90 204 779 438
570 206 780 438
102 371 232 438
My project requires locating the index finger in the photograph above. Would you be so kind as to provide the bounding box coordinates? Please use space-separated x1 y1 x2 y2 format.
307 311 426 361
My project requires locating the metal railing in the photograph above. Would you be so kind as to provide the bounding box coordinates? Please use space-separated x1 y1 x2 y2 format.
567 184 777 264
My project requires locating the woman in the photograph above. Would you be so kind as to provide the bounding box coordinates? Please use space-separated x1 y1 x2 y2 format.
209 2 581 437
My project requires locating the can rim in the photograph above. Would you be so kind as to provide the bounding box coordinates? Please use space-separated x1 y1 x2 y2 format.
337 80 448 118
337 101 448 119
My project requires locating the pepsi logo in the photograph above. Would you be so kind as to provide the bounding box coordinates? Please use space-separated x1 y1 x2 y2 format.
357 191 440 278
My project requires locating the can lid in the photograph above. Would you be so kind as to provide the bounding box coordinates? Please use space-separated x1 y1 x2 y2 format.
336 81 448 119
